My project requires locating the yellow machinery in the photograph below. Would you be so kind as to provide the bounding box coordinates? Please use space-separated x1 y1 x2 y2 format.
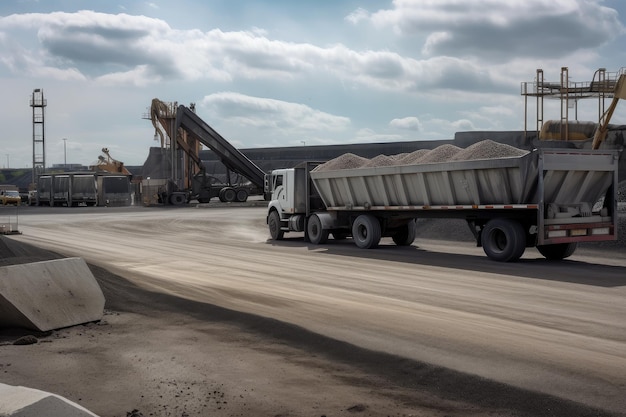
523 68 626 148
150 98 203 191
592 73 626 149
90 148 132 176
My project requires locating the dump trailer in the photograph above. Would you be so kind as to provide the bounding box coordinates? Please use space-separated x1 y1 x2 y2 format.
267 148 620 262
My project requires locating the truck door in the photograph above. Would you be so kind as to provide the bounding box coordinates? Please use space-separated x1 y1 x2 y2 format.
272 170 296 214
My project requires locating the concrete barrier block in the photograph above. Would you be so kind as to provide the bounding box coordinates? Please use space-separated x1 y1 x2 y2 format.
0 258 105 332
0 383 100 417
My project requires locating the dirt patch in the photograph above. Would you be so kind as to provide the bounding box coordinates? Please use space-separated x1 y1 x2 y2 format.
0 236 620 417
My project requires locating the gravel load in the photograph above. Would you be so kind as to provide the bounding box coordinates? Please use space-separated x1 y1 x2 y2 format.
418 144 462 163
314 153 369 171
362 154 396 167
314 140 528 172
450 139 529 161
398 149 431 164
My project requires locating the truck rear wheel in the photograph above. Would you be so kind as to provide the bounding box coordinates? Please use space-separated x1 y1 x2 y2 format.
219 187 237 202
392 220 417 246
481 219 526 262
268 210 284 240
352 214 381 249
307 214 329 244
235 188 248 202
537 243 577 260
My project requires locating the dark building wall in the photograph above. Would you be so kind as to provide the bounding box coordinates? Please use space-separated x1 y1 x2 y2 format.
133 128 626 183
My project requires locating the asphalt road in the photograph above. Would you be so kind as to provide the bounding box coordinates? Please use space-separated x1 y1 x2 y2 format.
4 204 626 415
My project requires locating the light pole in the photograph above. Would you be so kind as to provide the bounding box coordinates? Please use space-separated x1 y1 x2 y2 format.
5 154 8 169
63 138 67 168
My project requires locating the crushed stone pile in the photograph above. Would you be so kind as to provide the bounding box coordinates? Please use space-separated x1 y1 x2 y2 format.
315 153 369 171
418 144 462 163
398 149 430 164
450 140 528 161
362 154 396 168
314 140 529 172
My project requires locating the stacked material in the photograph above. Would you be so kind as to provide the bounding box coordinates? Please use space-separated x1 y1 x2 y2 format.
314 153 369 171
314 140 529 172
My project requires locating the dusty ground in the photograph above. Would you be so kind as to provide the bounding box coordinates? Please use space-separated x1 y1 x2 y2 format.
0 206 625 417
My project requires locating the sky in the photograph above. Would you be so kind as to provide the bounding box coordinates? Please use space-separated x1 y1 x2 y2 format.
1 0 626 168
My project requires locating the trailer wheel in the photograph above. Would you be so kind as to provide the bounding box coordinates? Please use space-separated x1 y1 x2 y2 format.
307 214 329 245
392 219 417 246
537 243 577 260
482 219 526 262
352 214 381 249
268 210 284 240
236 188 248 202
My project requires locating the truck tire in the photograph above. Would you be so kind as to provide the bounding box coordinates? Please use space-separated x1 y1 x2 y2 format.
392 220 417 246
236 188 248 202
537 243 577 260
219 187 237 202
481 219 526 262
170 193 186 205
307 214 329 244
352 214 381 249
268 210 284 240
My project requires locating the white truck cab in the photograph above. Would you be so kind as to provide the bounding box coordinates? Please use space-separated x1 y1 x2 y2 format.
266 162 332 240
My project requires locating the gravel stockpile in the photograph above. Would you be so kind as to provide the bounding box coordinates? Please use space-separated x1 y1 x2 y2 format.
450 140 529 161
314 140 527 172
398 149 430 164
362 154 395 168
418 144 462 163
314 153 369 171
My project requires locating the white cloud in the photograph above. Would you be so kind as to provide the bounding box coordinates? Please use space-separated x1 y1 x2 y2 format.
96 65 158 86
0 10 512 93
390 117 423 131
200 92 351 132
345 8 370 25
353 128 403 143
368 0 624 60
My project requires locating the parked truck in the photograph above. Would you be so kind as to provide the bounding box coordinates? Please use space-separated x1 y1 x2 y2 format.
266 147 620 262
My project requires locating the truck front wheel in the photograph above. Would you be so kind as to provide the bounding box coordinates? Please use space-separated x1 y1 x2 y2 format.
481 219 526 262
537 243 577 260
268 210 284 240
352 214 381 249
307 214 329 245
169 193 187 205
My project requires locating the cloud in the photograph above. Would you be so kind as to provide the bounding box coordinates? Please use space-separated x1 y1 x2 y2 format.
367 0 624 60
390 116 423 131
200 92 351 132
0 10 509 93
345 8 370 25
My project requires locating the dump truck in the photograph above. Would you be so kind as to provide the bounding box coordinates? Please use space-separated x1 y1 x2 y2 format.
266 146 620 262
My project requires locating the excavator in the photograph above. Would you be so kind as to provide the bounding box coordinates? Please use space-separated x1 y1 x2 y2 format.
90 148 132 176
